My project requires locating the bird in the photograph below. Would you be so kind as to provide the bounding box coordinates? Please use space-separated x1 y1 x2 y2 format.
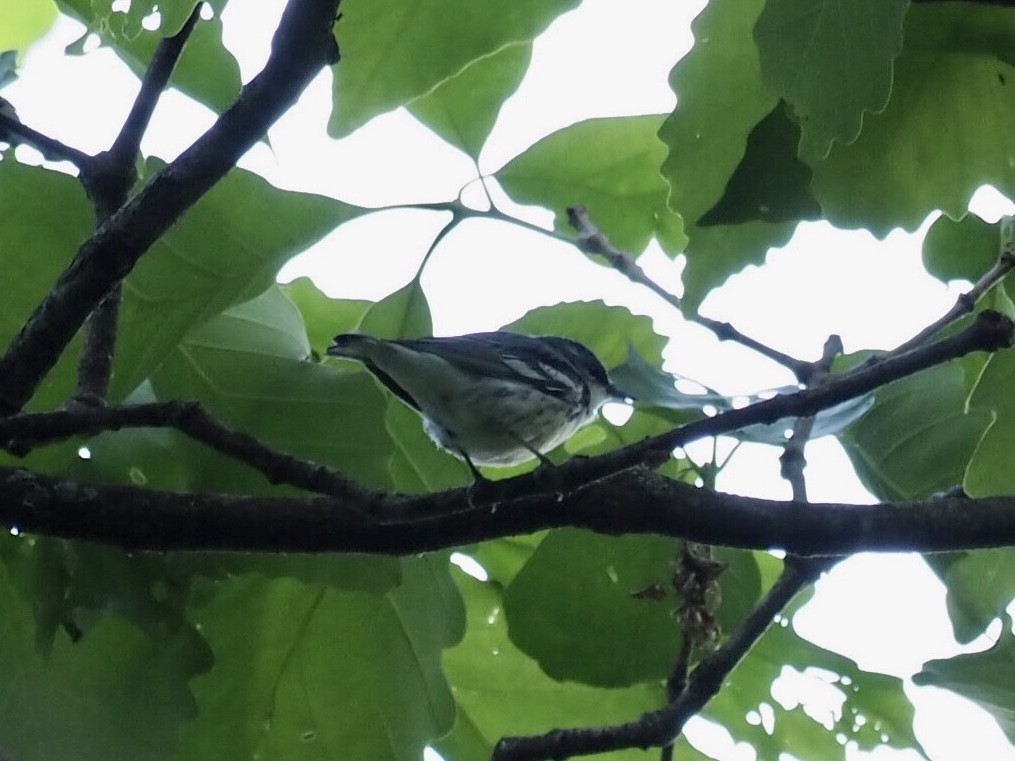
326 331 629 481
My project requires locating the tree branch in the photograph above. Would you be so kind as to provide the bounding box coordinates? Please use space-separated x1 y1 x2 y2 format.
894 245 1015 355
73 3 206 407
0 0 342 415
5 463 1015 554
0 400 369 501
566 205 815 381
0 112 92 167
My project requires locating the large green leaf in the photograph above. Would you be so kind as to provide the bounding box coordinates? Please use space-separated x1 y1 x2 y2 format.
176 556 463 761
115 163 363 399
330 0 578 138
436 571 720 761
0 161 92 412
358 276 433 339
503 530 764 689
0 0 57 53
0 562 203 761
698 102 821 227
915 622 1015 746
503 529 685 687
282 277 372 357
57 0 240 115
966 347 1015 497
708 598 927 759
409 42 532 160
660 0 776 225
754 0 907 160
840 364 991 501
149 286 394 491
928 550 1015 644
505 299 666 369
809 4 1015 235
923 213 1002 284
497 115 686 259
658 0 788 311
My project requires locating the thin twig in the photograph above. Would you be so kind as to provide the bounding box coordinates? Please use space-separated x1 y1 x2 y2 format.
0 111 92 168
73 3 206 407
778 335 843 500
894 243 1015 355
107 3 205 166
566 206 814 382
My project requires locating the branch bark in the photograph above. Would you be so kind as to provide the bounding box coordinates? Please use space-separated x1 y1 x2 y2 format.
4 464 1015 555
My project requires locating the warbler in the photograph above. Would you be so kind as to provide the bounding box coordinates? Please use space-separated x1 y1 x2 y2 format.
326 331 629 480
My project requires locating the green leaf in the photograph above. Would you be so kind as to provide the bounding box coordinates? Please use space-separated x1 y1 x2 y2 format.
680 219 798 313
149 286 394 491
503 529 684 687
709 602 927 759
915 621 1015 746
330 0 578 137
409 42 532 160
57 0 240 115
0 161 91 479
282 277 371 357
357 277 433 339
497 115 686 258
809 4 1015 234
966 347 1015 497
754 0 907 160
658 0 784 310
840 364 991 501
437 570 699 761
0 0 57 54
713 548 764 636
698 102 821 226
739 391 875 445
177 557 462 761
0 562 202 761
923 213 1001 284
115 163 363 398
927 550 1015 644
505 299 667 369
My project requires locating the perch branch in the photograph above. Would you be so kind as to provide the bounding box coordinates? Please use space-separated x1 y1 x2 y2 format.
6 462 1015 554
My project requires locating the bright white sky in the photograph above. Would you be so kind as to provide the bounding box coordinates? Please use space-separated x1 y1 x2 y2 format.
7 1 1015 759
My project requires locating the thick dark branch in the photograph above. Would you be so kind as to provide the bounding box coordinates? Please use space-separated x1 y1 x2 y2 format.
492 558 823 760
4 465 1015 554
0 0 341 415
0 400 369 501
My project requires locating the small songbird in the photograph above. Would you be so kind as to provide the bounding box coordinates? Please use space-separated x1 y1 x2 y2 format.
326 331 629 480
